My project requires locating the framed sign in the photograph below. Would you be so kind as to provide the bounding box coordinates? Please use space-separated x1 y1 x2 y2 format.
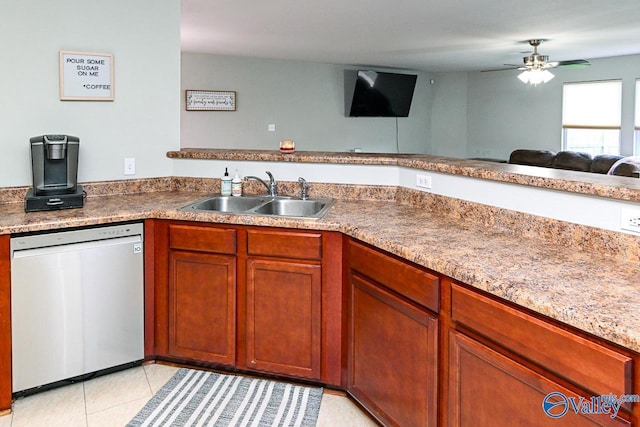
59 51 114 101
186 90 236 111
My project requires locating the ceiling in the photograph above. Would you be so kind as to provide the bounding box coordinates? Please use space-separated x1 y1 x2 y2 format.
181 0 640 73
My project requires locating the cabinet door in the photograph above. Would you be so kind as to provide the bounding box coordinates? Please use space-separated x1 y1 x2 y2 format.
450 283 632 398
168 250 236 365
245 258 321 379
449 331 630 427
0 235 10 412
348 273 438 427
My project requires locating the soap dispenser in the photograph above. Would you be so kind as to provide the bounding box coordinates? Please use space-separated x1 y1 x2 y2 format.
231 170 242 197
221 168 232 196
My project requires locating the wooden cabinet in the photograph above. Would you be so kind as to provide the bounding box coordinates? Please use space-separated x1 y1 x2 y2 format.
166 224 237 365
147 222 639 427
347 239 439 427
450 283 632 397
168 250 236 365
0 235 10 413
448 330 630 426
245 258 321 378
149 221 343 386
348 238 439 311
242 229 323 380
446 280 634 427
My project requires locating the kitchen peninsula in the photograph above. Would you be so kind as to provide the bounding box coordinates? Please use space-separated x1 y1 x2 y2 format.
167 148 640 202
0 151 638 425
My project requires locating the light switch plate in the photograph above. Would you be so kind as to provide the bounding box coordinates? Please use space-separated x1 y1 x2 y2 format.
621 207 640 233
416 174 432 189
124 158 135 175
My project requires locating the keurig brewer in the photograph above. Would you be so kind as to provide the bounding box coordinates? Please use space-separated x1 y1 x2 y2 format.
25 134 84 212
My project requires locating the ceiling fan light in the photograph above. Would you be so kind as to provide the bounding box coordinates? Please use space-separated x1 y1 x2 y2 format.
517 70 530 83
529 70 545 85
517 69 555 85
541 69 555 83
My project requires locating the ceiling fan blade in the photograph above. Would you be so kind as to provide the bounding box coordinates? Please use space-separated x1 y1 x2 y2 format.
485 40 591 75
558 59 590 69
547 59 591 69
481 66 520 72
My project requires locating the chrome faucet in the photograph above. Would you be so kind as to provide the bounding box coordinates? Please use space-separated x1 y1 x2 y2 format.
298 177 308 200
244 171 277 197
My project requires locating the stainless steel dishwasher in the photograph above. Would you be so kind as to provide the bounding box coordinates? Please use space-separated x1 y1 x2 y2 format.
10 222 144 394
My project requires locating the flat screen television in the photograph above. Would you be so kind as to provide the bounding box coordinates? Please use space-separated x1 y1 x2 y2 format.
345 70 417 117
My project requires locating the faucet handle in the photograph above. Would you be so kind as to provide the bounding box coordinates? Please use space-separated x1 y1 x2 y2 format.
265 171 277 196
298 177 308 200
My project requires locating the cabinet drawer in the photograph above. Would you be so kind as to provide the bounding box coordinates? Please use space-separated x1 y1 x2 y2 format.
451 283 632 396
348 240 439 312
449 330 631 427
169 224 236 254
247 229 322 260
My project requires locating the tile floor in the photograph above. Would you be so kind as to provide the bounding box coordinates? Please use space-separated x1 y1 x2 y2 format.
0 363 377 427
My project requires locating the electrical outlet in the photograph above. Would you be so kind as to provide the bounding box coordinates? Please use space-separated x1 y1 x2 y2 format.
621 207 640 233
416 174 432 189
124 158 135 175
267 124 276 132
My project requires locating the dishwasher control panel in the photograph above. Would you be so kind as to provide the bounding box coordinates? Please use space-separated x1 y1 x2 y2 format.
96 225 139 238
11 222 143 254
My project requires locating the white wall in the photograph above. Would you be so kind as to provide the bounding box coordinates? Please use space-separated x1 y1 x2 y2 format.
173 157 640 235
432 54 640 160
180 53 434 154
1 1 181 187
429 72 468 158
181 52 640 161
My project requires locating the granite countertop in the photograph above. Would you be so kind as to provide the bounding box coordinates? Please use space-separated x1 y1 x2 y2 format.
1 190 639 355
168 148 640 202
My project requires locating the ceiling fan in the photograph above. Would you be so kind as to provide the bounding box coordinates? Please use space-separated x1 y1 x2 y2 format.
487 39 591 85
520 39 590 69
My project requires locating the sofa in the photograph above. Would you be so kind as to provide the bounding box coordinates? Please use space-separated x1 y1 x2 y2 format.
508 149 640 178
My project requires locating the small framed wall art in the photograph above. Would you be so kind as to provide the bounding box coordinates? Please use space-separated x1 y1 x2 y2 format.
59 51 114 101
185 90 236 111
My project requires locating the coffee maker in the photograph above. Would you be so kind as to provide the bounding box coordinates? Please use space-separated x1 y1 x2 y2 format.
25 134 84 212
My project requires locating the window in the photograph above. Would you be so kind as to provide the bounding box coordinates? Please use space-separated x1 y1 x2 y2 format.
562 80 622 156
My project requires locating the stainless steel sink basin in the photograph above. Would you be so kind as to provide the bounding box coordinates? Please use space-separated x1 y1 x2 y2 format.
180 196 334 219
253 199 333 218
183 196 267 213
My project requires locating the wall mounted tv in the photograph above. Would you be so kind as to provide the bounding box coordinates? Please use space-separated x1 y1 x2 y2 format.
345 70 417 117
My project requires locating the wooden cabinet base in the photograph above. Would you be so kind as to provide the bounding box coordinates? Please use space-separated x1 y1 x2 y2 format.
0 235 10 411
348 273 438 427
143 229 640 427
168 250 236 365
150 222 342 386
449 330 631 427
245 258 322 379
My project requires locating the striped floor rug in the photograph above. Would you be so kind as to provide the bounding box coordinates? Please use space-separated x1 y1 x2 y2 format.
127 368 323 427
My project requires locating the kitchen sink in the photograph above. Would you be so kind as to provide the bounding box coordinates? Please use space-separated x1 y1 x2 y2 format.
184 196 268 213
180 196 335 219
252 199 333 218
